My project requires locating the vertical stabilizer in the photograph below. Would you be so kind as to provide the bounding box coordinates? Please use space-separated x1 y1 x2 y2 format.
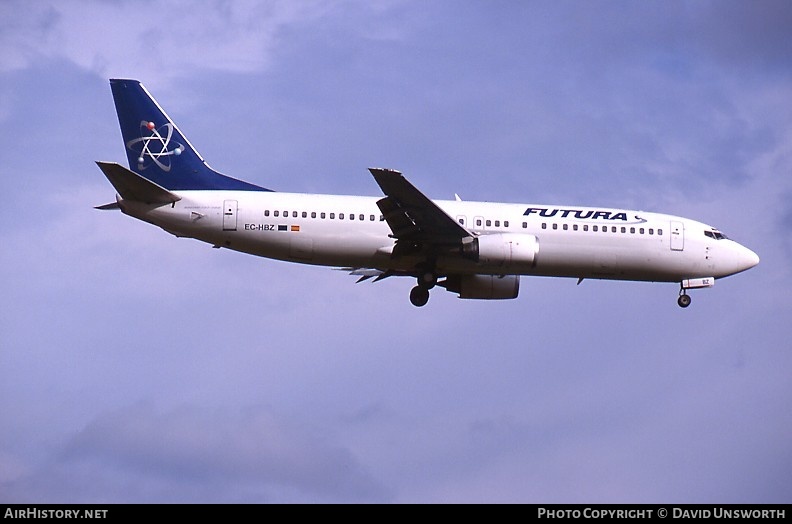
110 79 270 191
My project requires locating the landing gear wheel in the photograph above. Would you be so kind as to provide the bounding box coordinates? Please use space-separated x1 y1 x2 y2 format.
677 294 691 308
410 285 430 307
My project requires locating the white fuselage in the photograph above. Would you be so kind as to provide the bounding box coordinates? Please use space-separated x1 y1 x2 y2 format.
119 190 759 284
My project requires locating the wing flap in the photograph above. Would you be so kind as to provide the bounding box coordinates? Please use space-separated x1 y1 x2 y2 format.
376 196 417 238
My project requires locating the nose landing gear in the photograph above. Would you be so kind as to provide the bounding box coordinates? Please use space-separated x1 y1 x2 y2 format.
677 292 691 308
677 278 715 308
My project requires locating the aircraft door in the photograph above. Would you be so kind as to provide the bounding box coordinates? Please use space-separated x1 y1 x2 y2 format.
290 237 314 261
670 221 684 251
223 200 238 231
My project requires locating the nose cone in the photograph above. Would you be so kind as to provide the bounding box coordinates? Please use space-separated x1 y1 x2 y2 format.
723 242 759 276
742 247 760 270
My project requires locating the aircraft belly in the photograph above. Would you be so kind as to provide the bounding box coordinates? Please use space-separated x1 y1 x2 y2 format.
296 233 392 267
290 237 313 261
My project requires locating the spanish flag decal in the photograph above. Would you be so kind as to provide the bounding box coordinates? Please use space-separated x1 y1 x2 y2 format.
291 225 300 232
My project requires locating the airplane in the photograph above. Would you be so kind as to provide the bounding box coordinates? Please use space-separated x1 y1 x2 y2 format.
96 79 759 308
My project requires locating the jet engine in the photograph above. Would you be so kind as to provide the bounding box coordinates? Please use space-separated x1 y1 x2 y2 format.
464 233 539 268
442 274 520 300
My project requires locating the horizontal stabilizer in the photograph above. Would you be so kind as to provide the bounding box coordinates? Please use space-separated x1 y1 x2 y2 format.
95 161 180 204
94 201 121 210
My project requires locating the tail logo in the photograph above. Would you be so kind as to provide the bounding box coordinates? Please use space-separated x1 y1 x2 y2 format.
126 121 184 172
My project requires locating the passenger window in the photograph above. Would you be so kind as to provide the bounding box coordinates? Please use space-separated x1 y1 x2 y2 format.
541 223 547 229
264 210 270 217
612 226 617 233
593 225 598 232
350 214 354 220
630 227 635 234
486 220 492 227
339 213 344 219
274 211 279 217
330 213 335 219
658 229 663 235
302 211 307 218
573 224 578 231
522 222 527 228
359 214 364 221
583 225 588 231
380 215 385 221
283 211 288 217
320 212 326 219
311 212 316 218
649 228 654 235
370 215 375 221
552 223 558 230
640 228 644 234
494 220 500 227
476 219 482 227
563 224 568 230
621 227 626 233
504 221 509 227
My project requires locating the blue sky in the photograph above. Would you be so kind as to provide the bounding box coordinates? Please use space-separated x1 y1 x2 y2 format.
1 0 790 503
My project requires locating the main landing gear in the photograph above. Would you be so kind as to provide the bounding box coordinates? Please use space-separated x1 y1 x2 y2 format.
409 270 437 307
410 285 430 307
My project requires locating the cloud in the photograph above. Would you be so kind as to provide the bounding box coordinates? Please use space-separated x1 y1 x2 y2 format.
0 0 332 83
686 0 792 74
2 403 389 503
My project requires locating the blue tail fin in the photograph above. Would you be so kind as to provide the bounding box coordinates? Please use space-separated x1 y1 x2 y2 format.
110 79 270 191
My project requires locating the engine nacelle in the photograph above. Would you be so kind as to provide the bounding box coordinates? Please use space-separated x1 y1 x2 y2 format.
444 274 520 300
465 233 539 269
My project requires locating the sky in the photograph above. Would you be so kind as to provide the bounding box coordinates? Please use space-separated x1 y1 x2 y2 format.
1 0 791 503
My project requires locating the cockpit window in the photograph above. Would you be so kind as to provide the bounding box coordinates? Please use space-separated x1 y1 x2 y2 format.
704 229 729 240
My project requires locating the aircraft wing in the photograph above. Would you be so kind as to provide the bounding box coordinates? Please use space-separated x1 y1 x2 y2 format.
369 168 471 250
